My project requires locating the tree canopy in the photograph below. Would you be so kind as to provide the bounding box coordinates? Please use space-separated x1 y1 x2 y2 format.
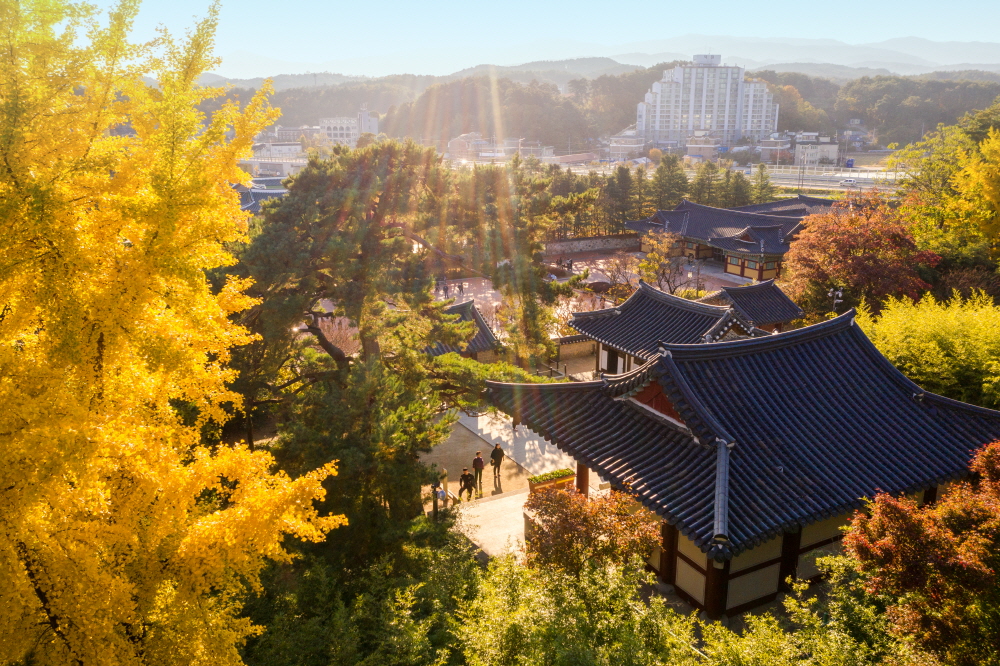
0 2 340 663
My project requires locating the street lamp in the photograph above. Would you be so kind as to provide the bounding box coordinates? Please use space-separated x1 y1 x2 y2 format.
828 288 844 313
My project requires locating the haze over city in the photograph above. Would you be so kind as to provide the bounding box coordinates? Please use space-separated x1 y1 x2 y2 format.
98 0 1000 77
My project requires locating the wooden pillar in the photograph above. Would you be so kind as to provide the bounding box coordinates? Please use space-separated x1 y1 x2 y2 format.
576 461 589 497
779 527 802 591
659 523 678 585
704 558 730 620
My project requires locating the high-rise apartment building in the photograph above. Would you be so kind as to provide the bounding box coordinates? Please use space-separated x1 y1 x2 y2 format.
636 55 779 147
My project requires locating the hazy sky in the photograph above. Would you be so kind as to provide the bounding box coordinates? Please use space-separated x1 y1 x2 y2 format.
98 0 999 75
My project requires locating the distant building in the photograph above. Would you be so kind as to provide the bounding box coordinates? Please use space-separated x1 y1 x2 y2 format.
238 157 307 178
793 132 838 166
447 133 554 161
760 136 791 164
609 125 645 161
448 132 488 160
252 142 303 158
319 107 379 148
685 132 722 161
274 126 323 142
637 55 779 147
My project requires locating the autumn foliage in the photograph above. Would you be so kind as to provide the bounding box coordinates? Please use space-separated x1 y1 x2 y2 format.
782 192 940 316
844 441 1000 666
524 488 660 576
0 2 341 664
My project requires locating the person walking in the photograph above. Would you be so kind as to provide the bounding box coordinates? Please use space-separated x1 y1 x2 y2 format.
458 467 475 501
458 281 464 296
443 281 450 298
490 443 505 479
472 451 485 490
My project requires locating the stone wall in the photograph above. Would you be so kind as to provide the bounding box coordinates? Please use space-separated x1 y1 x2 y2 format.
558 339 596 360
544 234 640 256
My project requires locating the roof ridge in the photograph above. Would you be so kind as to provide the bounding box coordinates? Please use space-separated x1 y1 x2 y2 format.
635 280 731 315
655 352 736 445
602 355 668 396
720 279 776 293
660 310 856 359
711 439 733 558
679 200 808 225
849 322 1000 420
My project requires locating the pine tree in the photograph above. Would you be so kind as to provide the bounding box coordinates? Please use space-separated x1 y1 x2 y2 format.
751 162 777 203
730 170 754 206
689 161 720 206
648 155 688 210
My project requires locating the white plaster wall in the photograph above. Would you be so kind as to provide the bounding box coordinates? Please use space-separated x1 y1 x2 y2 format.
675 558 706 605
801 514 849 548
729 535 782 574
727 564 781 610
677 534 707 569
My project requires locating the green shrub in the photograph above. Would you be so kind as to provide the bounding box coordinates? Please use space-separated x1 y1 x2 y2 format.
528 468 575 484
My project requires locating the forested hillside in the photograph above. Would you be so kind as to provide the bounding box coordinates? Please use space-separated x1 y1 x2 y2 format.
203 61 1000 151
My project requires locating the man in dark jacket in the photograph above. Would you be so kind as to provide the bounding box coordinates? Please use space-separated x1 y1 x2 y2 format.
458 467 475 501
490 444 505 479
472 451 485 489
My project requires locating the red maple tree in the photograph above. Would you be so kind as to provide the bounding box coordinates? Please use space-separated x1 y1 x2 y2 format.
844 441 1000 666
523 488 660 577
782 192 940 316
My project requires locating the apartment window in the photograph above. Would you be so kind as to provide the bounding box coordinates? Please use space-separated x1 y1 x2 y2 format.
765 261 775 270
746 260 758 269
728 256 740 266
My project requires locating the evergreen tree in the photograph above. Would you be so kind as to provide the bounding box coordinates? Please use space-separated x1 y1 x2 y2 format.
718 168 735 207
688 161 720 206
630 165 653 219
648 155 688 210
605 164 634 226
730 170 754 206
751 162 777 203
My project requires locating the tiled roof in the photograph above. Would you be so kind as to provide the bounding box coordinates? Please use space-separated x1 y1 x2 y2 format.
625 201 800 246
707 224 793 257
698 279 804 326
732 194 837 217
239 187 288 214
569 281 758 358
426 300 499 357
487 311 1000 560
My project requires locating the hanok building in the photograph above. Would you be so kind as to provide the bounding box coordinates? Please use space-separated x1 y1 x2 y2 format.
569 281 763 375
732 194 837 218
425 300 499 363
697 280 803 332
626 197 836 281
487 311 1000 618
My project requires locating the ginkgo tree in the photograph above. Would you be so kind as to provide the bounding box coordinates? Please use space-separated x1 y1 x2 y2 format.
0 2 341 665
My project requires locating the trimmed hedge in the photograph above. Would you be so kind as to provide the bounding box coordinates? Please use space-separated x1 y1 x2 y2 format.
528 468 575 484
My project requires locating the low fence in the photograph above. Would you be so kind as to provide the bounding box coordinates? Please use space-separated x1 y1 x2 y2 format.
544 234 640 255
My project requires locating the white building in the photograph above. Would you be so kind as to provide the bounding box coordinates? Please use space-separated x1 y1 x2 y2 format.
252 142 303 158
319 107 379 148
609 125 645 161
636 55 779 147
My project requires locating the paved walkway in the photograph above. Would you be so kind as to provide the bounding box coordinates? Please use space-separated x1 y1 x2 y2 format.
456 489 530 558
458 413 576 476
421 421 532 503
